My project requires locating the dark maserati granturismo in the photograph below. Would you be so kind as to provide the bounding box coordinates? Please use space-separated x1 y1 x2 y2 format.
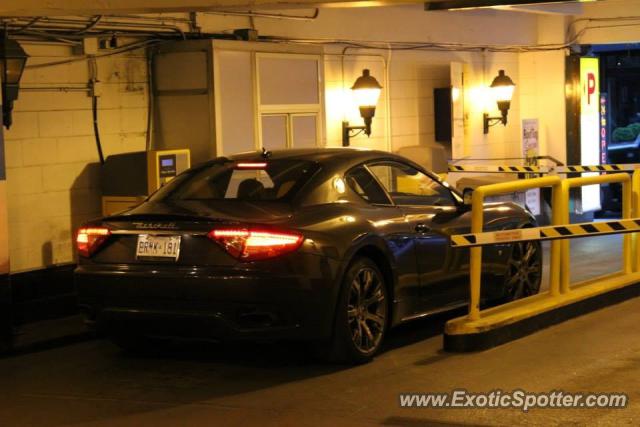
75 148 541 363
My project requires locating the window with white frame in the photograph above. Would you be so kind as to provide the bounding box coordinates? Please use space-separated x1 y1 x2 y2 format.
256 54 322 150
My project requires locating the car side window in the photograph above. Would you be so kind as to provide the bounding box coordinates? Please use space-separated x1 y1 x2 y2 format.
367 162 456 207
345 166 392 205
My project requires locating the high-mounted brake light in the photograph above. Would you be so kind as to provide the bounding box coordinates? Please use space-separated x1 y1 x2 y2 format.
76 227 111 258
208 227 303 261
236 162 267 169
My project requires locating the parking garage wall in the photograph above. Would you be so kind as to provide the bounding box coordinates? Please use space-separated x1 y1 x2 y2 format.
321 49 523 160
3 43 148 273
1 6 565 275
197 6 536 161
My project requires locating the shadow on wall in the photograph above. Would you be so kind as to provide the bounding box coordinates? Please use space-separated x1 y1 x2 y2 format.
38 161 102 267
32 163 102 268
10 162 103 325
41 242 53 267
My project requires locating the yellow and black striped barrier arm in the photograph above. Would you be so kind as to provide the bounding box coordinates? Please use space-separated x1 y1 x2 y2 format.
557 164 640 173
448 163 640 174
450 218 640 248
448 165 547 173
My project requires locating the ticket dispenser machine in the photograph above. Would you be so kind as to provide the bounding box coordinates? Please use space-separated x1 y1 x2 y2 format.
101 149 190 216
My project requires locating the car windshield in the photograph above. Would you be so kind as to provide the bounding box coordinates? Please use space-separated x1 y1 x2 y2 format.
149 158 318 202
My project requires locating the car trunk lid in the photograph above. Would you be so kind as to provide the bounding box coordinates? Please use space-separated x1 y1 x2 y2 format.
89 200 294 266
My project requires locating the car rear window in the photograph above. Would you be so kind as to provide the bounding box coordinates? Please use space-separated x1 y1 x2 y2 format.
149 159 318 202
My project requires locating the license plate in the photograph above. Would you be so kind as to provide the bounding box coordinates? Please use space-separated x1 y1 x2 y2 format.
136 235 181 260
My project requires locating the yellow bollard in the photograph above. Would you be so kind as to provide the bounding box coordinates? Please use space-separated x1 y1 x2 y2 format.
549 181 565 297
468 187 485 321
559 180 571 294
622 177 632 275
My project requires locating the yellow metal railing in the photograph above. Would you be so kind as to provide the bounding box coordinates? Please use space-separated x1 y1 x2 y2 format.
467 176 563 321
560 173 632 294
633 170 640 272
461 170 640 323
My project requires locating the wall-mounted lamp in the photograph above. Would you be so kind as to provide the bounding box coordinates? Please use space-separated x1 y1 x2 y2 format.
0 33 29 129
483 69 515 134
342 69 382 147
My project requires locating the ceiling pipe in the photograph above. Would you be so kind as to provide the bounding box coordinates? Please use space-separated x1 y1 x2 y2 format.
203 9 319 21
1 16 188 39
425 0 599 11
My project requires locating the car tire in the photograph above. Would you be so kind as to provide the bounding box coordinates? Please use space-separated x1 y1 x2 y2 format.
326 257 389 364
503 239 543 301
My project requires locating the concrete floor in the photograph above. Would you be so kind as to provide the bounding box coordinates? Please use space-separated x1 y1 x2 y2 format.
0 235 637 427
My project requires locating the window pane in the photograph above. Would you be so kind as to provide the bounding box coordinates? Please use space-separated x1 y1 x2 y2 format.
292 115 317 148
259 57 319 105
225 170 275 199
219 51 255 155
345 166 391 205
368 162 455 206
150 159 318 202
261 115 288 150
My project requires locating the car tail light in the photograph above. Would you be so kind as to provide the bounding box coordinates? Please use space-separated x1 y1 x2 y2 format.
76 227 111 257
208 227 303 261
236 162 267 169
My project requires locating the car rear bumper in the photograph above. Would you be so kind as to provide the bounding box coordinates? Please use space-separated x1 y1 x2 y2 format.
91 307 306 341
75 256 342 342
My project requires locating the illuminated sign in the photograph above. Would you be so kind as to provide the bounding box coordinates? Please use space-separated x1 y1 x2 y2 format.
600 93 608 165
580 57 601 213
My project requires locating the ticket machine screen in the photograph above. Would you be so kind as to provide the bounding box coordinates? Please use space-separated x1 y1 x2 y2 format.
158 154 177 178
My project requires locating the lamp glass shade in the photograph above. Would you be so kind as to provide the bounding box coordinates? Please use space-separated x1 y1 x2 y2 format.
1 58 27 84
489 69 515 103
351 69 382 108
492 84 515 103
0 37 29 85
353 87 382 108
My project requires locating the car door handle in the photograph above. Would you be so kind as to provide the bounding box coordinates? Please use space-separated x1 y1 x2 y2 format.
415 223 431 233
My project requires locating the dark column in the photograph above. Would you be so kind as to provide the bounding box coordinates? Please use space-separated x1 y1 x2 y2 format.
0 81 12 352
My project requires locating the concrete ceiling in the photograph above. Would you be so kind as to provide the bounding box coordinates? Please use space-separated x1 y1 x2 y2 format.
0 0 414 17
0 0 589 16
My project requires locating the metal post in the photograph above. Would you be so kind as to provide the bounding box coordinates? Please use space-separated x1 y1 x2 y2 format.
549 181 563 296
633 170 640 272
622 177 633 275
342 121 350 147
468 187 485 321
559 179 571 294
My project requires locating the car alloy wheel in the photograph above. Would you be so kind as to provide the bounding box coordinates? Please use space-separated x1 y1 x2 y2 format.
347 266 387 354
505 240 542 300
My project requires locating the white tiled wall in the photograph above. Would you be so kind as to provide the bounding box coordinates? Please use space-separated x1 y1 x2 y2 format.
4 43 148 272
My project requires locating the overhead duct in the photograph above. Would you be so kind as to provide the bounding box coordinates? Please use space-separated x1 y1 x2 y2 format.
425 0 599 11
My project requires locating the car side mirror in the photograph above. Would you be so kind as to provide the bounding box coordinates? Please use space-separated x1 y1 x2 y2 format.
462 188 474 206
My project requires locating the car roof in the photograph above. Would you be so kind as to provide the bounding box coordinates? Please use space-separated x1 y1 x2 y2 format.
227 147 409 167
